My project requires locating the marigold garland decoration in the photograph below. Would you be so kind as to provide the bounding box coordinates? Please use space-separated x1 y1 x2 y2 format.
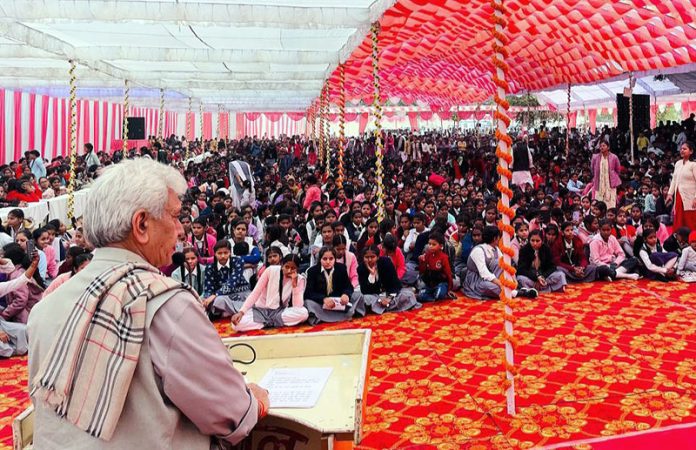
67 60 78 224
323 83 331 177
319 87 326 169
371 22 385 222
185 96 192 160
491 0 517 416
566 82 571 156
199 102 204 146
122 80 130 154
158 87 165 141
337 63 346 189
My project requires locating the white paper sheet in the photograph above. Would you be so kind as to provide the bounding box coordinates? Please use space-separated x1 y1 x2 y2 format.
258 367 333 408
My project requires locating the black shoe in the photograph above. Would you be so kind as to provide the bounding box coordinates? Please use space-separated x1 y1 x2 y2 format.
518 288 538 299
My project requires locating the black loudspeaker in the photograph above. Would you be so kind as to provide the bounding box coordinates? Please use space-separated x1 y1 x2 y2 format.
126 117 146 140
616 94 650 132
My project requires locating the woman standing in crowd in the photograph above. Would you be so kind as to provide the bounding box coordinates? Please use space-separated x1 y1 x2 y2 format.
667 141 696 230
591 140 621 209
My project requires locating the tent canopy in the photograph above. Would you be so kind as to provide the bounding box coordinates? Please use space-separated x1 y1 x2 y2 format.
0 0 395 111
330 0 696 108
1 0 695 111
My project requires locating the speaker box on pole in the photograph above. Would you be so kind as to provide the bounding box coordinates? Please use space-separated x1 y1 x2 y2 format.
126 117 146 140
616 94 650 132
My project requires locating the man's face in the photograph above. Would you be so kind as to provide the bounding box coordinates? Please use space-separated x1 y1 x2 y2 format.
145 190 183 267
39 178 50 189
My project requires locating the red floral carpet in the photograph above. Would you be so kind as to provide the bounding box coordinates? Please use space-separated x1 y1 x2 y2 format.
2 280 696 449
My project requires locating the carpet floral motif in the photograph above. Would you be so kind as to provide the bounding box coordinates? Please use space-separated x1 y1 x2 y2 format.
3 280 696 450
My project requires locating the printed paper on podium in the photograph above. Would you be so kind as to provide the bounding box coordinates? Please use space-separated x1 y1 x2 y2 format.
259 367 333 409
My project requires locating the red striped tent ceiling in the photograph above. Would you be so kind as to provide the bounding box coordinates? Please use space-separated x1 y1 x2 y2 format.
328 0 696 107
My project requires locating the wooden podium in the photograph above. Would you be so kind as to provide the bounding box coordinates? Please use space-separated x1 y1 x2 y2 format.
226 329 373 450
13 329 372 450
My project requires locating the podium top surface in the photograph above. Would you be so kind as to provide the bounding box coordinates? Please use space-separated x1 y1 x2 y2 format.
222 329 371 435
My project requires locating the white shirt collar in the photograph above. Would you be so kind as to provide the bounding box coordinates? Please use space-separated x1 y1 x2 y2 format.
217 261 231 271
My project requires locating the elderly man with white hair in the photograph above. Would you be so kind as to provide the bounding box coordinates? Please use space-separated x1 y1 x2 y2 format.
27 159 268 449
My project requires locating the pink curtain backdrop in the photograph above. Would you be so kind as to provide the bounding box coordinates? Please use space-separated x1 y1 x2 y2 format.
265 112 283 122
358 113 369 134
286 112 305 121
612 109 618 126
345 112 358 122
202 112 213 140
41 95 49 151
241 113 307 138
0 88 184 164
588 109 597 133
569 111 578 128
13 91 22 162
408 112 419 131
328 113 338 122
420 111 433 121
650 104 658 128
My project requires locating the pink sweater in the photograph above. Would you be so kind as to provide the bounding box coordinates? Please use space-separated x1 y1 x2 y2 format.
238 265 305 313
303 185 322 211
43 244 59 279
337 251 359 288
589 235 625 266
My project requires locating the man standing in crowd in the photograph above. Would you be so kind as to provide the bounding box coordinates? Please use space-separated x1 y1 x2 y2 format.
26 150 46 180
84 142 100 169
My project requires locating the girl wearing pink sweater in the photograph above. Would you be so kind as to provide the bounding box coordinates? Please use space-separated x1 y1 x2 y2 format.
230 255 308 332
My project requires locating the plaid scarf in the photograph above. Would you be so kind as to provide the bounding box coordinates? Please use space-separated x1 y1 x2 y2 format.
31 262 195 440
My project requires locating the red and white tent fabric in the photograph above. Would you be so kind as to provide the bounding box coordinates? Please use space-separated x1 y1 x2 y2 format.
329 0 696 107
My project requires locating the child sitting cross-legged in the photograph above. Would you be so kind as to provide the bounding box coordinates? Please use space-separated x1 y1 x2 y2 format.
229 254 309 332
203 240 252 320
417 232 453 302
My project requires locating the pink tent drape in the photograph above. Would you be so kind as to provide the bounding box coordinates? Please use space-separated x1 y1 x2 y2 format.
420 111 433 121
408 112 419 131
358 113 369 134
265 112 283 122
612 109 618 126
650 104 658 128
568 111 578 129
345 112 358 122
588 109 597 133
287 112 305 121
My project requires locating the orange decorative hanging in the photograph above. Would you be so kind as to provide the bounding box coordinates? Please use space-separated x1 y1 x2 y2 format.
371 22 385 222
337 63 346 189
491 0 517 416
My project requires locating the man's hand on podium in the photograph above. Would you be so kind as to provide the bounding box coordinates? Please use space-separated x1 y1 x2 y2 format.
249 383 270 419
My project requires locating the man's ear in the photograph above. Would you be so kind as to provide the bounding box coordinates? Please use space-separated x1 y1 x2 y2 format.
131 209 150 245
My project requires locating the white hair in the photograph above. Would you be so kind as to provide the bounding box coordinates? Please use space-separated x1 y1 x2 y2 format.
83 158 187 248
